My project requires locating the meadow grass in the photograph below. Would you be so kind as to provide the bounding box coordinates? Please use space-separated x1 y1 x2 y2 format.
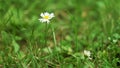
0 0 120 68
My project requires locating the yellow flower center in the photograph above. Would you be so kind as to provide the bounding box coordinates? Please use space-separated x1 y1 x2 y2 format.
44 16 49 19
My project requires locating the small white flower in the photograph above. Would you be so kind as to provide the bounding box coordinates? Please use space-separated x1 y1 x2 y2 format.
38 12 55 23
84 50 92 60
84 50 91 57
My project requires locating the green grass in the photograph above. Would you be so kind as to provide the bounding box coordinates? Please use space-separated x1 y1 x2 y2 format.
0 0 120 68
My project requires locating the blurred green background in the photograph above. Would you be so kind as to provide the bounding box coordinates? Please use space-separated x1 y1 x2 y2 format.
0 0 120 68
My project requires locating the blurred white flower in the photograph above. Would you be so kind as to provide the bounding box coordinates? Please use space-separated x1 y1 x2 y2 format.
84 50 92 60
38 12 55 23
84 50 91 57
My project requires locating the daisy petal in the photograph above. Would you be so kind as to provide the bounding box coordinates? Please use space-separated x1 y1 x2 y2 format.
50 13 55 18
44 12 49 16
46 20 50 23
40 13 44 17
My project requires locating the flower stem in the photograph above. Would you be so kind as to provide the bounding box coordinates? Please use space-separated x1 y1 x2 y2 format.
45 23 48 46
45 23 52 54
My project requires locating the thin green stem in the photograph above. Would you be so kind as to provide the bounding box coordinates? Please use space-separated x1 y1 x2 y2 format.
111 19 114 34
45 23 48 46
44 23 52 54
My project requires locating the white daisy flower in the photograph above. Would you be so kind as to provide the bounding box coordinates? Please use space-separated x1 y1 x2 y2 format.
38 12 55 23
84 50 91 57
84 50 92 60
